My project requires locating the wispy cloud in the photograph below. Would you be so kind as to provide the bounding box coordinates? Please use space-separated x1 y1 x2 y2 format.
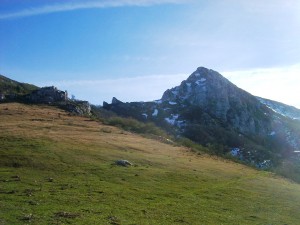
222 64 300 108
0 0 188 20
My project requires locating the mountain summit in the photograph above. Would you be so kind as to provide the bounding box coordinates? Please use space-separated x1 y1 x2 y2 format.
104 67 300 168
161 67 271 135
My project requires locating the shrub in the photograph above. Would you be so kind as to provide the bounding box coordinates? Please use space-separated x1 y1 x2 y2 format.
105 117 167 136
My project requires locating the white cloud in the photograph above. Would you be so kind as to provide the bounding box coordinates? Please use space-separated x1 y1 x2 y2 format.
222 64 300 108
0 0 188 20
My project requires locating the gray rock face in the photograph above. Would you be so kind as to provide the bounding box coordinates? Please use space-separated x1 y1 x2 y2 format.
162 67 270 136
27 86 68 103
65 101 91 116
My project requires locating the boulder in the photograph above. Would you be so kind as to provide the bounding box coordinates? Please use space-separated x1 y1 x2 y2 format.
115 160 132 167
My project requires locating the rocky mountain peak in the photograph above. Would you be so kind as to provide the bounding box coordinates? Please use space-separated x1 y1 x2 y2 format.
161 67 234 106
187 67 228 83
161 67 266 134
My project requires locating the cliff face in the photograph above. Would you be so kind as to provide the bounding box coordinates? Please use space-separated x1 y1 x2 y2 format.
161 67 272 136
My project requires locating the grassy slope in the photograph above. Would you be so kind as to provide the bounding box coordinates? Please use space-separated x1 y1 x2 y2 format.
0 103 300 225
0 75 38 95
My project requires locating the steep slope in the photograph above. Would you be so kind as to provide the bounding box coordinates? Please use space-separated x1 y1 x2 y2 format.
257 97 300 120
103 67 300 169
1 103 300 224
161 67 270 135
0 74 92 116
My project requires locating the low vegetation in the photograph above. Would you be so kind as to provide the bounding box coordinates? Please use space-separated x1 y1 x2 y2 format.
104 117 167 137
0 75 38 96
1 103 300 224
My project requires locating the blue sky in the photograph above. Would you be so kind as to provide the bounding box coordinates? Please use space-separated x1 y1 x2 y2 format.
1 0 300 107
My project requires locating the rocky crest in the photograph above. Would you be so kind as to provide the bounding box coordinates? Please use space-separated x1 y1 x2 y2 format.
26 86 68 104
0 75 91 116
161 67 272 135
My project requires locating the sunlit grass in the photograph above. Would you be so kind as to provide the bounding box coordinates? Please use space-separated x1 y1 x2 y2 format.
1 103 300 224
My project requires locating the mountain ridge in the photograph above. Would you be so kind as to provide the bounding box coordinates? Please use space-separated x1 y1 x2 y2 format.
103 66 300 173
257 96 300 120
0 74 39 97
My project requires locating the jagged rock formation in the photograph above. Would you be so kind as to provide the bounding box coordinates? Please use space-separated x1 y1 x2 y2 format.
26 86 68 103
63 101 91 116
103 67 300 167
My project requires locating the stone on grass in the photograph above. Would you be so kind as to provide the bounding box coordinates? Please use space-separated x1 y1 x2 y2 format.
115 160 132 167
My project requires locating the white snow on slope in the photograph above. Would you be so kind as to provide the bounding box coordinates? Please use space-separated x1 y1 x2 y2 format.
152 109 158 116
165 114 179 125
195 78 206 85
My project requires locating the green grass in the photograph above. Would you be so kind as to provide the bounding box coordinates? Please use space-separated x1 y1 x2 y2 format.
1 103 300 224
0 75 38 96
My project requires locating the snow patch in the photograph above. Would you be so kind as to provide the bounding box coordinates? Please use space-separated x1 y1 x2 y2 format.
186 82 191 87
165 114 179 125
169 101 177 105
172 90 178 96
154 99 162 104
269 131 276 136
152 109 158 117
194 72 200 77
142 113 148 119
195 78 206 85
231 148 240 157
165 118 175 125
258 98 300 120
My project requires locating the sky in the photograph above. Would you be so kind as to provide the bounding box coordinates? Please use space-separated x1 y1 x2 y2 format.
0 0 300 107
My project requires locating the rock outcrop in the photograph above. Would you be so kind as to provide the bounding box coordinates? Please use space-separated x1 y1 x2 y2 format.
63 101 91 116
26 86 68 104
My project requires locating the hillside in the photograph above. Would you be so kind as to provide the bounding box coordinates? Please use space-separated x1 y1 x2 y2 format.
1 103 300 224
257 97 300 120
0 75 38 97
